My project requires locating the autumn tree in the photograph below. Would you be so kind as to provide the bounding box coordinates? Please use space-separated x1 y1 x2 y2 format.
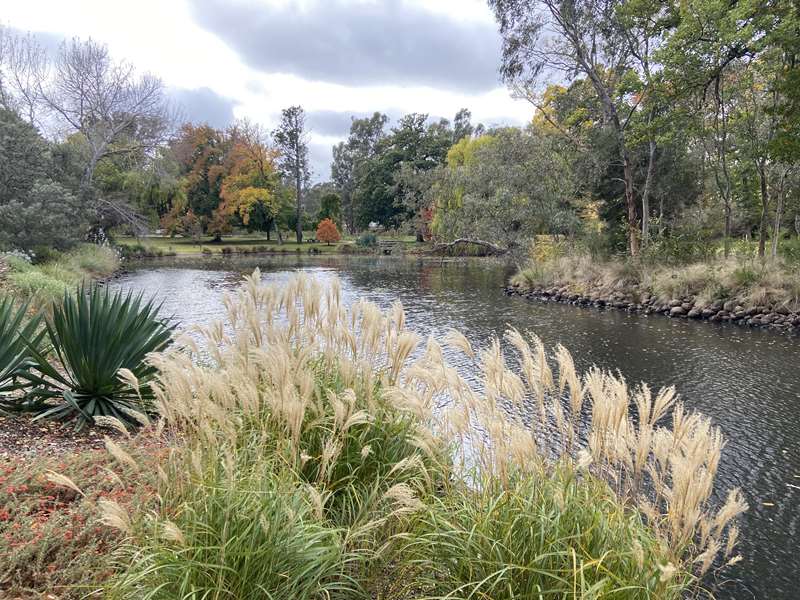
273 106 310 243
316 218 341 245
220 121 285 241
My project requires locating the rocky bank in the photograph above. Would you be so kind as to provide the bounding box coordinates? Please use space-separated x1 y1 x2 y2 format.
505 282 800 333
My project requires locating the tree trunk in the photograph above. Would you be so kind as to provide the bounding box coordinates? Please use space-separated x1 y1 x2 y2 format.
757 162 769 259
275 219 283 245
344 189 355 234
771 193 783 259
641 141 657 246
576 58 639 257
723 203 732 259
771 169 788 258
295 164 303 244
622 149 640 257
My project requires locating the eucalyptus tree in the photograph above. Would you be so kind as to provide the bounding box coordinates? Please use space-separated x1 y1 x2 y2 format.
273 106 311 243
661 0 800 257
489 0 651 256
331 112 388 233
432 127 579 257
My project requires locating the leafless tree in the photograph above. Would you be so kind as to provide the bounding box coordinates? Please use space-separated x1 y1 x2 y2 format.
0 26 48 126
39 37 173 193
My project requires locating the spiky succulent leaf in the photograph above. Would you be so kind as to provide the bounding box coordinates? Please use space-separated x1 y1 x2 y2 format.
27 285 174 430
0 297 43 407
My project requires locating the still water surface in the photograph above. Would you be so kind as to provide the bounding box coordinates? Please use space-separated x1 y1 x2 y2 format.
113 254 800 599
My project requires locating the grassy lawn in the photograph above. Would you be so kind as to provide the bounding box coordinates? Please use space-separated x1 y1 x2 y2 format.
116 233 430 256
116 234 353 256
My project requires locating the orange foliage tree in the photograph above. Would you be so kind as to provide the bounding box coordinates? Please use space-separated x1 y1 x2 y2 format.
220 123 281 224
316 218 341 245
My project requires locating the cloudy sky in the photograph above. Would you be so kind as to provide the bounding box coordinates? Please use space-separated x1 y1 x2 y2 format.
4 0 531 178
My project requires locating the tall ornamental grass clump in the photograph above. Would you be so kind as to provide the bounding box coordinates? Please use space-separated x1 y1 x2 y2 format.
100 272 744 599
20 285 174 430
406 469 681 598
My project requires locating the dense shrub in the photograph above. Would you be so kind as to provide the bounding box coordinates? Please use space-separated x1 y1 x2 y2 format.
5 245 120 307
0 109 88 253
356 232 378 248
514 252 800 310
408 469 685 598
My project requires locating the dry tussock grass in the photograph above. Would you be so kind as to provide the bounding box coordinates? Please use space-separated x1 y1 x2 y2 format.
516 253 800 310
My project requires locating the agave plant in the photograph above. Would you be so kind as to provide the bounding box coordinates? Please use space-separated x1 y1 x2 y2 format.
0 297 43 405
25 285 174 430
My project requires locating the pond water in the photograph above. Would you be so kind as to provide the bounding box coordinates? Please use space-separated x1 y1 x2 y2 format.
113 254 800 599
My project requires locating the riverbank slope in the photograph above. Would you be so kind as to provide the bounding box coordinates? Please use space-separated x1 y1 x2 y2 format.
1 245 120 306
509 255 800 333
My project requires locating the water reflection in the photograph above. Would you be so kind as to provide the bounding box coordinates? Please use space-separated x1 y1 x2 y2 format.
112 254 800 600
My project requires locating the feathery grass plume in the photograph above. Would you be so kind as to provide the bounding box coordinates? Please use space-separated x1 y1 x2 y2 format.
383 482 424 515
100 466 126 488
98 499 132 534
45 470 84 496
445 328 475 359
94 416 132 438
161 520 185 546
104 437 139 472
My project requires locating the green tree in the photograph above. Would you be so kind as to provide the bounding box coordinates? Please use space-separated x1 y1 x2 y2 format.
317 192 341 226
0 108 84 251
357 113 453 234
331 112 388 233
431 127 579 256
489 0 669 256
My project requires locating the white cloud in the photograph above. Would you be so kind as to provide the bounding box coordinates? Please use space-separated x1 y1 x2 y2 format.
3 0 530 176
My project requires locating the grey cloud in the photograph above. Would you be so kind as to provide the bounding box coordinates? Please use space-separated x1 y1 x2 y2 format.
188 0 502 92
306 109 403 137
171 87 237 129
307 111 370 137
309 141 332 183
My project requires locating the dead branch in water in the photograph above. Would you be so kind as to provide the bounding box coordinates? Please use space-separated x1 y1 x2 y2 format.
428 238 508 256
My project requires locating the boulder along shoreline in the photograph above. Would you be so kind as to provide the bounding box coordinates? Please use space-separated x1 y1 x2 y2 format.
504 283 800 334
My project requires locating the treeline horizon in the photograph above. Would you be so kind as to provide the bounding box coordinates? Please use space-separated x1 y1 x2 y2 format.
2 1 800 264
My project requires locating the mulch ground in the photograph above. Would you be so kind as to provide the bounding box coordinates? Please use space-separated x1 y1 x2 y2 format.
0 413 121 460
